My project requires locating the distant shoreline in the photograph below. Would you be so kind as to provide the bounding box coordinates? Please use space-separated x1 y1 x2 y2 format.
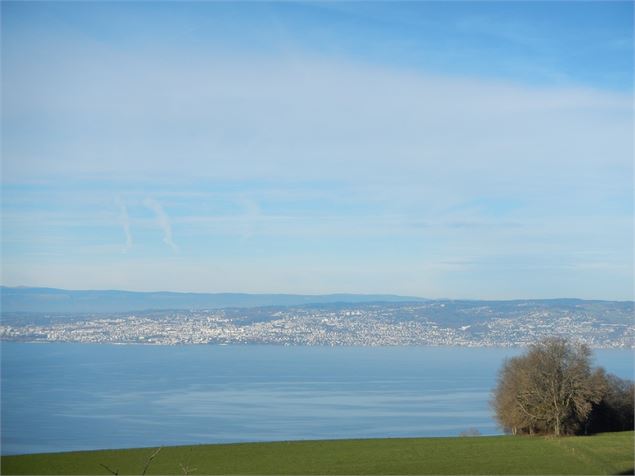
2 298 632 348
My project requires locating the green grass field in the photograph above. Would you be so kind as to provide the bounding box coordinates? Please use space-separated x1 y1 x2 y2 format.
1 431 633 475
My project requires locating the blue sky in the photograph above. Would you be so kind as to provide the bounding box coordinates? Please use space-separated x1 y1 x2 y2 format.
1 1 633 299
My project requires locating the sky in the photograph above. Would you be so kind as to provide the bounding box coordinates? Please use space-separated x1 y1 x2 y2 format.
1 1 633 300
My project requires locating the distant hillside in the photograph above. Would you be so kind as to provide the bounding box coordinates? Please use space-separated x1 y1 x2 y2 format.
3 296 632 347
0 286 427 313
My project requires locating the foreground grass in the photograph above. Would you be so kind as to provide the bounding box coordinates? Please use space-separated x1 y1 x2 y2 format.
1 431 633 475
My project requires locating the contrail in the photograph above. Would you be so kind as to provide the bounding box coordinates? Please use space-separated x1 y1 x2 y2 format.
115 196 133 253
144 197 179 253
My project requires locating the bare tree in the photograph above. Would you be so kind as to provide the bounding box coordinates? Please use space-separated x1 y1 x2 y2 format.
493 356 539 435
459 427 481 437
492 337 605 436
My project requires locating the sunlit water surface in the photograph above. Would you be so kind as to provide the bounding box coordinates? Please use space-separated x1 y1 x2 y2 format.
1 343 632 455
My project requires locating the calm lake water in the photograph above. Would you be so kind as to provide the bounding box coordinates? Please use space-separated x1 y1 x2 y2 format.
1 343 633 455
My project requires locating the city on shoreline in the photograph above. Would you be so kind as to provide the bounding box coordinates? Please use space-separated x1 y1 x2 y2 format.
1 300 632 348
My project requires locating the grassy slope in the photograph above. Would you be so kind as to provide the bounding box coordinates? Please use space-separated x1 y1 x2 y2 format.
1 432 633 475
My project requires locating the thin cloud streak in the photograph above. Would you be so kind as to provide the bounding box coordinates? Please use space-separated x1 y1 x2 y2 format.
143 198 179 253
115 196 133 253
1 2 631 298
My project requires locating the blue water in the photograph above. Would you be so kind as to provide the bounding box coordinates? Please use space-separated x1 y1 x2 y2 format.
1 343 633 455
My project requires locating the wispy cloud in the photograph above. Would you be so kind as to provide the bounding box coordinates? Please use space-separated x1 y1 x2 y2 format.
115 196 133 253
3 51 630 193
143 198 179 253
1 2 632 298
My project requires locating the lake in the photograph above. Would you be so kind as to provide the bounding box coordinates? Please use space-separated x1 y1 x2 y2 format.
1 343 632 455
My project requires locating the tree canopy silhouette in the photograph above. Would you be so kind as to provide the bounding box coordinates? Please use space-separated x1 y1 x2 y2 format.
492 337 608 436
586 371 635 434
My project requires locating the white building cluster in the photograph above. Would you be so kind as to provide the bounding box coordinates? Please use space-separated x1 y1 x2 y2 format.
1 301 632 348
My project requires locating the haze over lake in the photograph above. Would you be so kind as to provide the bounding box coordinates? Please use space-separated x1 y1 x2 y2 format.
2 343 631 455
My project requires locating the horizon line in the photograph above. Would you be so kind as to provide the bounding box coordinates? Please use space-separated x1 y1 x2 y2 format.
1 285 633 303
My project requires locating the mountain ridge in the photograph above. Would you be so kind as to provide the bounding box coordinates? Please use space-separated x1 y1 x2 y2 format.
1 286 631 314
0 286 428 313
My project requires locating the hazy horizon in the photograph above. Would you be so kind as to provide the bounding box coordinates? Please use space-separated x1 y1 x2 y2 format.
2 2 633 301
3 284 634 304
